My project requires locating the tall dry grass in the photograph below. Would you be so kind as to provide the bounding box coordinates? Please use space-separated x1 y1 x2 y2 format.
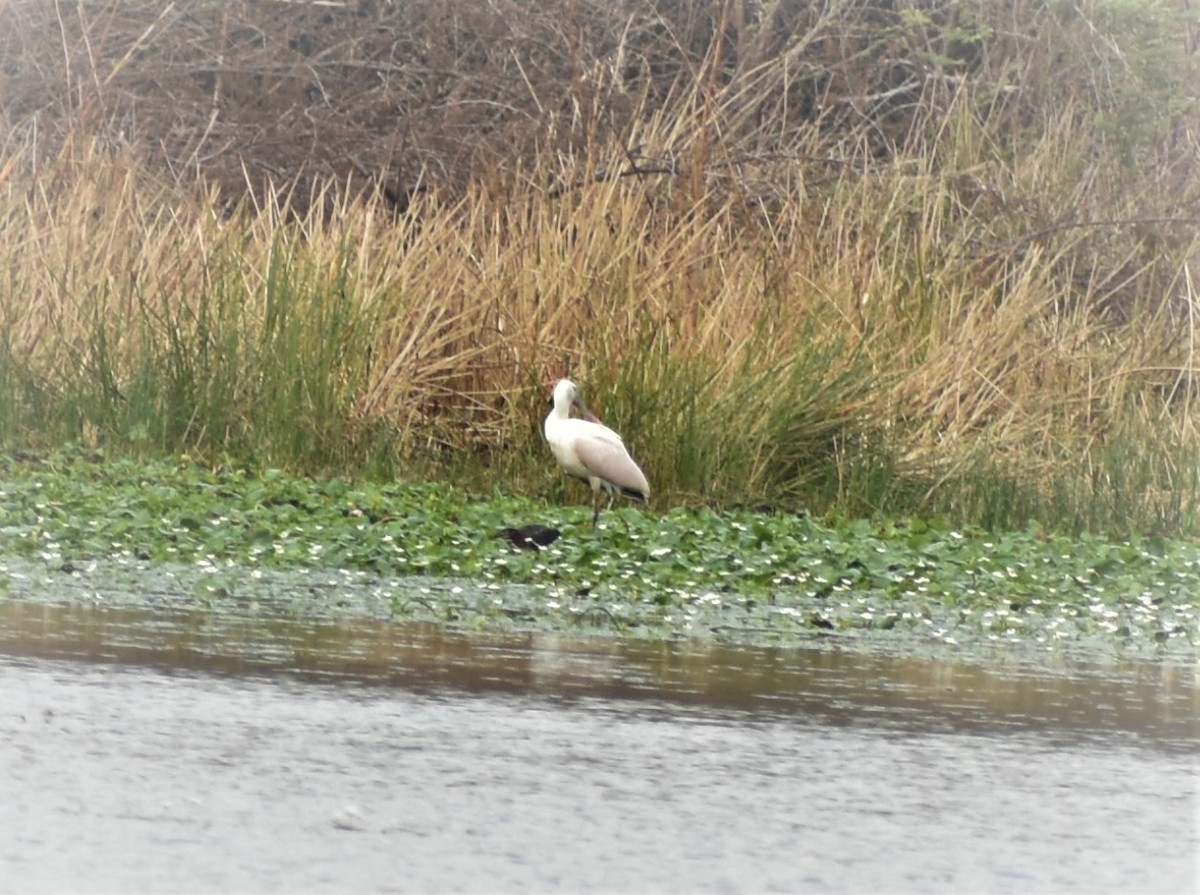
0 0 1197 534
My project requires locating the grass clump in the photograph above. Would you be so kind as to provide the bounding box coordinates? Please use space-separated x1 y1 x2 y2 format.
0 0 1197 536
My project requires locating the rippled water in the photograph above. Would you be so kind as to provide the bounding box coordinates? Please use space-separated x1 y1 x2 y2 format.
1 597 1197 893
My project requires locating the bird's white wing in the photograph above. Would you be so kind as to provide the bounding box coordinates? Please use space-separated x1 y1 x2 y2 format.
574 431 650 499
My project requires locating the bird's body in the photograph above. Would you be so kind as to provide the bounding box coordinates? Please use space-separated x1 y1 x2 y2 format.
496 524 562 551
544 379 649 524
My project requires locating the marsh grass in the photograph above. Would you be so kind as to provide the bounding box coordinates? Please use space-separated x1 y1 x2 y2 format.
0 1 1197 535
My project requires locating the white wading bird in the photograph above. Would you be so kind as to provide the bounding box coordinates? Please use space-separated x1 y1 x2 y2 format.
544 379 650 525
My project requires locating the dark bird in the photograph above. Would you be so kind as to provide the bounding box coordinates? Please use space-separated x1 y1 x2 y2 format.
496 524 562 551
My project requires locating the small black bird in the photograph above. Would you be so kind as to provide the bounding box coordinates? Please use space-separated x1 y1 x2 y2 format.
496 524 562 551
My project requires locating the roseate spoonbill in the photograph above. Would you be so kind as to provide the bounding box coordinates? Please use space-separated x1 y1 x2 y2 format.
543 379 650 525
496 524 562 550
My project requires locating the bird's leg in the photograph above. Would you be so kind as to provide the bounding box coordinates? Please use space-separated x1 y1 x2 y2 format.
606 493 627 533
591 489 602 526
615 497 632 535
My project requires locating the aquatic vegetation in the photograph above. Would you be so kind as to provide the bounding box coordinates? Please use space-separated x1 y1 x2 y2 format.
0 449 1195 658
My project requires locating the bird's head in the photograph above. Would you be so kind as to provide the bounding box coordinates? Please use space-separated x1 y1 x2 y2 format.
551 378 601 423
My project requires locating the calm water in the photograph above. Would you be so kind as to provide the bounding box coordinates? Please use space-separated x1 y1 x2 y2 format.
0 598 1196 893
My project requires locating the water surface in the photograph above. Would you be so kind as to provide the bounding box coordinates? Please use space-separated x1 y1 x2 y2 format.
1 597 1196 893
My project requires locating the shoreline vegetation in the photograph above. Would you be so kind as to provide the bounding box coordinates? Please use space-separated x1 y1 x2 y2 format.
0 0 1197 544
0 448 1196 658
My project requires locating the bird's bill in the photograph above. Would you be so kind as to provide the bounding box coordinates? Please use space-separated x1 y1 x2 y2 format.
573 396 602 424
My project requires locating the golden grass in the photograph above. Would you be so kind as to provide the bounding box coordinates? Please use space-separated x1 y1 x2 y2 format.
1 120 1195 530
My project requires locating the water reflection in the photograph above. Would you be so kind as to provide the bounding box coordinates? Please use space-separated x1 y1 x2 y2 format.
0 599 1194 746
